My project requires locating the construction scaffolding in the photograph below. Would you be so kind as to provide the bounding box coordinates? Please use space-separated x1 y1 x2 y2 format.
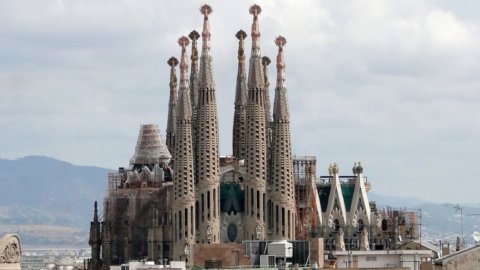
293 156 317 240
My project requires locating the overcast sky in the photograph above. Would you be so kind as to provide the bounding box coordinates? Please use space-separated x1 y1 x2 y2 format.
1 0 479 204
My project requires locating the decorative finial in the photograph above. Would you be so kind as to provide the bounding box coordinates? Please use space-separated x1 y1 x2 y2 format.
189 30 200 41
200 4 212 50
356 162 363 174
200 4 213 16
236 30 247 63
167 57 179 67
249 4 262 16
167 56 178 90
333 162 339 174
275 36 287 83
352 162 357 175
236 30 247 41
275 36 287 48
262 56 271 66
178 36 189 48
189 30 200 61
249 4 262 51
178 36 190 81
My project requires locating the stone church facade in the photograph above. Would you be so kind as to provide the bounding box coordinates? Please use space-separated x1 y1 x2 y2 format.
89 4 419 269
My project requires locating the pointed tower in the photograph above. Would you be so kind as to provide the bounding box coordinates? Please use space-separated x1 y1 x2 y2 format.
348 162 372 235
325 163 348 237
195 4 221 244
101 203 112 268
189 30 201 174
189 30 200 118
173 36 196 263
232 30 248 160
262 56 273 188
166 57 179 158
269 36 296 240
262 56 273 127
89 201 101 270
244 4 267 240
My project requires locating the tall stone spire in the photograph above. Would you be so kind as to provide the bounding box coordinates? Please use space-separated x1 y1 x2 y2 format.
89 201 101 270
270 36 295 240
189 30 200 116
232 30 248 160
244 3 267 241
262 56 273 187
173 36 195 262
199 4 215 88
189 30 200 186
166 57 179 158
262 56 272 124
195 4 220 244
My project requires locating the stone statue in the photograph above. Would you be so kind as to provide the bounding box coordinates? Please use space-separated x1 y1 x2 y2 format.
356 162 363 174
0 234 21 267
360 227 370 251
255 224 263 240
328 163 333 176
352 162 357 175
332 163 339 175
327 214 334 229
336 229 345 251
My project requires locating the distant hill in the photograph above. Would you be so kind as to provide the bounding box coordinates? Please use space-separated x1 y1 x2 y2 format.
1 156 479 248
0 156 111 248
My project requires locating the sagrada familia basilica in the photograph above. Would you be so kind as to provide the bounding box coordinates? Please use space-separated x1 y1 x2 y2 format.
89 4 419 269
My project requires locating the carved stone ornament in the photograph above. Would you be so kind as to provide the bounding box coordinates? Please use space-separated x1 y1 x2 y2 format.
255 224 263 240
0 235 21 264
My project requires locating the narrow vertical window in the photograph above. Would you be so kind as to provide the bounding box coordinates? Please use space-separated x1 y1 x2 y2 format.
207 191 211 220
201 194 205 222
213 188 216 218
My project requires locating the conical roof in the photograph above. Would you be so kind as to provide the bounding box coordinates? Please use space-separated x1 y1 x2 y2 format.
130 124 171 165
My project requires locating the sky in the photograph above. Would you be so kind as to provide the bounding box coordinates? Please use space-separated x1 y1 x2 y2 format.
0 0 479 204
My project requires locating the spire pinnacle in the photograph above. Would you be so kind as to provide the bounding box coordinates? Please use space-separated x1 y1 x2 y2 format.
167 57 179 89
93 201 98 222
178 36 190 81
273 36 289 120
236 30 247 66
166 56 179 155
247 4 264 89
262 56 272 124
177 36 191 120
249 4 262 53
262 56 271 88
189 30 200 62
198 4 215 89
200 4 212 50
275 36 287 83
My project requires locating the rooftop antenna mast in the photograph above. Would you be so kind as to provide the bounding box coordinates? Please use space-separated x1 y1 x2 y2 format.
445 203 464 247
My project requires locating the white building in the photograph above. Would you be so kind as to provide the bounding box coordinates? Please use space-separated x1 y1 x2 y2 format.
328 250 433 269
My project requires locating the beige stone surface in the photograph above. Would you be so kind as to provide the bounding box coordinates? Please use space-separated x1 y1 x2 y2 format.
192 243 250 268
0 234 21 270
